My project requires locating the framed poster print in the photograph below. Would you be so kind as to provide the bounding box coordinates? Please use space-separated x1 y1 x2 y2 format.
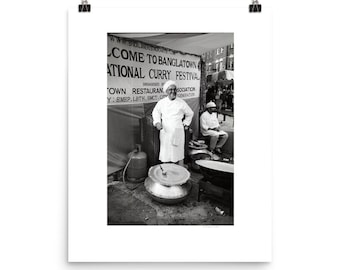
68 1 272 262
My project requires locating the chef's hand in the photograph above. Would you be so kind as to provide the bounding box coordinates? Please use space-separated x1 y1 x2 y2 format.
155 122 162 130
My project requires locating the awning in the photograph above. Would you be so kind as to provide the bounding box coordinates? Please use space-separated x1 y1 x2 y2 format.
218 70 234 80
208 70 234 83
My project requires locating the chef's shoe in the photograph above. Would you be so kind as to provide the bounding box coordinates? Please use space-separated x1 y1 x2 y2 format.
211 153 220 161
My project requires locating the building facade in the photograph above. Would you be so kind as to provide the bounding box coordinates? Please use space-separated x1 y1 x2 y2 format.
202 44 234 76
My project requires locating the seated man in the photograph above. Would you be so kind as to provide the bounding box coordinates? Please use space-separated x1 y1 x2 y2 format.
200 101 228 155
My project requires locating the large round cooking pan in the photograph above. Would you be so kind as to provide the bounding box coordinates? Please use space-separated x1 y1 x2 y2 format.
195 160 234 189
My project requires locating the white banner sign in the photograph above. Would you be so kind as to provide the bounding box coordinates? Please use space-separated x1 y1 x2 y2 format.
107 35 201 105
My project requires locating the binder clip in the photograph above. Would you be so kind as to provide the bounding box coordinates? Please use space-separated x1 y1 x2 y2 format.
249 0 261 13
79 0 91 12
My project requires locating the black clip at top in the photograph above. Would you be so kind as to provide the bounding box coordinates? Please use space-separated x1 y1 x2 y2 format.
79 0 91 12
249 0 261 13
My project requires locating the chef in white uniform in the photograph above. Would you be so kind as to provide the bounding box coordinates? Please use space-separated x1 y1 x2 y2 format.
152 80 194 165
200 101 228 154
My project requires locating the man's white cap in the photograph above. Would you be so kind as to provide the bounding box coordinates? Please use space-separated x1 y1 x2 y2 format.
163 80 177 93
206 101 217 108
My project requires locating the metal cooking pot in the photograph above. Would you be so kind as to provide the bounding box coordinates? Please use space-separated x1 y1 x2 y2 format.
188 149 211 171
144 177 192 204
144 163 191 204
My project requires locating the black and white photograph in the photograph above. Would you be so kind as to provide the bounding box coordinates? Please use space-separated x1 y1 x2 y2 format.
68 7 272 261
4 0 340 267
107 33 235 225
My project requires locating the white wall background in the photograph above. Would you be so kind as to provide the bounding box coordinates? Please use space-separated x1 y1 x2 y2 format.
1 0 339 269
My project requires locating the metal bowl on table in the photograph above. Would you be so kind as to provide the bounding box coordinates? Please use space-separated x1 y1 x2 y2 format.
195 160 234 216
195 160 234 189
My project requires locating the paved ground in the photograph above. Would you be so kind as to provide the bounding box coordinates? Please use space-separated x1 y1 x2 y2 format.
107 170 233 225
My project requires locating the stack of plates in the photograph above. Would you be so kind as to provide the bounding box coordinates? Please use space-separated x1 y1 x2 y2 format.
189 140 208 149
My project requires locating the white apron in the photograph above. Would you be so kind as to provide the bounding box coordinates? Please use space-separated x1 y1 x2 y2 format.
159 119 185 162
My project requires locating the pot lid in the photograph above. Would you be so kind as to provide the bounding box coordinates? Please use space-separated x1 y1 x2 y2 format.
148 163 190 186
